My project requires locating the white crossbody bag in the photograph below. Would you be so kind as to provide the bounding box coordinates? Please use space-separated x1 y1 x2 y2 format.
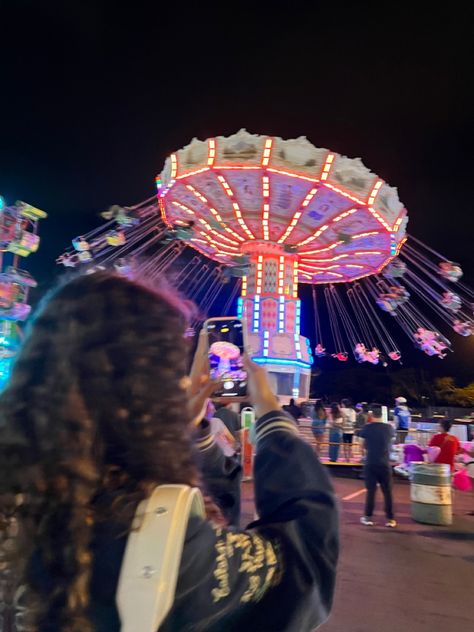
116 484 205 632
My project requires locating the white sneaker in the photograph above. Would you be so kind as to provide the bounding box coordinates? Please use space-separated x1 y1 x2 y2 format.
385 519 397 528
360 516 374 526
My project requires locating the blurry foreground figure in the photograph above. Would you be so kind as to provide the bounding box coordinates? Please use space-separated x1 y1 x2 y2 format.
0 273 338 632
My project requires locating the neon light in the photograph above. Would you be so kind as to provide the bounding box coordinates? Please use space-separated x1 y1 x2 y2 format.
332 208 358 223
352 231 380 239
172 201 195 215
237 297 243 318
294 333 302 359
252 357 312 369
214 165 262 170
301 254 349 263
368 207 392 232
296 224 329 247
199 231 239 252
175 167 209 179
353 250 382 256
345 264 365 269
262 138 273 166
299 242 340 255
170 154 178 179
217 175 234 196
263 330 270 356
278 255 285 295
253 295 261 333
295 300 301 334
155 176 162 190
367 179 383 205
208 139 216 167
207 227 239 246
186 184 208 204
320 153 335 181
256 255 263 294
267 167 319 183
393 214 404 232
261 175 271 240
241 275 247 297
321 182 365 206
293 261 298 298
278 187 319 244
278 296 285 332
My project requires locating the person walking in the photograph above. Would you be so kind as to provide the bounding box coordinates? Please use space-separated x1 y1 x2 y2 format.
311 401 328 455
0 272 339 632
358 403 397 528
340 399 356 461
328 402 344 462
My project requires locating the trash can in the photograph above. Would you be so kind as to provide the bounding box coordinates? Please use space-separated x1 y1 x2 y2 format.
411 463 452 526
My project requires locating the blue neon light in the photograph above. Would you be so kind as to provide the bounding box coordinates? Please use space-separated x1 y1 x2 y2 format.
237 297 243 319
253 296 261 332
252 357 311 369
295 300 301 334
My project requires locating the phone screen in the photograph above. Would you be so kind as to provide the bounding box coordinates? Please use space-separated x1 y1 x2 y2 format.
206 319 247 398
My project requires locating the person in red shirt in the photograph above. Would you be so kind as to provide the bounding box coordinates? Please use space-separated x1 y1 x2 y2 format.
429 420 461 471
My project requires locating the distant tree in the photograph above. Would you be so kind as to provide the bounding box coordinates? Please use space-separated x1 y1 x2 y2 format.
434 377 474 407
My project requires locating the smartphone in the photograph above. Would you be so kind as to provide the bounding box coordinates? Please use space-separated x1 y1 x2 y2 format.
203 317 248 400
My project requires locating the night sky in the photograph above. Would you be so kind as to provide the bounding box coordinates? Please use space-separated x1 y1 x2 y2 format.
1 1 473 381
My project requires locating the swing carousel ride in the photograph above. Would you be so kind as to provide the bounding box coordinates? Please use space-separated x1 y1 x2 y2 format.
57 130 473 399
0 195 47 387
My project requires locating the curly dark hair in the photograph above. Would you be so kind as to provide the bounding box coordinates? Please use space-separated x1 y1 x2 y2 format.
0 272 201 631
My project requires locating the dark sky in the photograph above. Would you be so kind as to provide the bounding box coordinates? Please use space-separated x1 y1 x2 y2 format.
1 1 473 379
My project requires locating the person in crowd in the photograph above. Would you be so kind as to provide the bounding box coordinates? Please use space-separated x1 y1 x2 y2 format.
355 403 369 431
283 398 302 424
428 420 461 471
358 403 397 528
214 401 243 452
206 401 242 527
311 401 328 455
393 396 411 443
328 402 343 462
0 272 339 632
340 398 356 461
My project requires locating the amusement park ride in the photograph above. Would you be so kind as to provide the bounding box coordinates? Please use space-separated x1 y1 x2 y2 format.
0 195 47 387
54 130 473 400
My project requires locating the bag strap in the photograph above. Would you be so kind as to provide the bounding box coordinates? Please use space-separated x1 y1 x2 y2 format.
116 484 205 632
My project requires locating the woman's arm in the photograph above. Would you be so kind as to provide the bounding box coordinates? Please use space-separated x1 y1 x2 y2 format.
166 408 338 632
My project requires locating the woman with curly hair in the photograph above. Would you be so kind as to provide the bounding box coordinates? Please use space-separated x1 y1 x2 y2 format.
0 272 338 632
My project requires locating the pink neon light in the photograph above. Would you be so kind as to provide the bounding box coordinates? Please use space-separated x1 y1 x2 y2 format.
214 165 262 170
172 201 195 215
320 153 335 181
299 242 340 255
352 231 380 239
215 174 254 240
262 175 270 240
262 138 273 166
345 264 365 269
206 225 240 246
367 179 383 206
175 167 210 180
208 139 216 167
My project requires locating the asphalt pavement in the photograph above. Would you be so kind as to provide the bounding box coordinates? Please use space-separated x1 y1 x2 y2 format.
241 473 474 632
